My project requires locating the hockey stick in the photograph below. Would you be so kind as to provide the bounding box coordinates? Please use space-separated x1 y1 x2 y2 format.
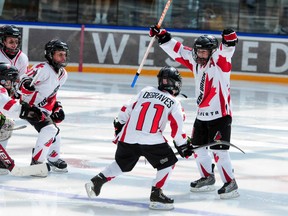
0 144 50 177
175 140 245 156
6 125 27 131
131 0 173 88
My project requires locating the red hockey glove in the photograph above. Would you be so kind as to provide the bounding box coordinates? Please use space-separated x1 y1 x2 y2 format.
149 25 171 44
222 28 238 47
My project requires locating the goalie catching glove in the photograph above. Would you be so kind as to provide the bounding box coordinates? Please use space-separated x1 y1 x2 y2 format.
222 28 238 47
174 137 194 158
19 102 43 122
149 25 171 45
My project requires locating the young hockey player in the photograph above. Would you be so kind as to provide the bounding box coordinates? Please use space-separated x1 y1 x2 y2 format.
18 39 69 173
85 66 193 210
0 62 44 175
149 26 239 199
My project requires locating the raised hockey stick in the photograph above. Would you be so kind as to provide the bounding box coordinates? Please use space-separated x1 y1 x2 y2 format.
0 144 50 177
131 0 173 88
175 140 245 156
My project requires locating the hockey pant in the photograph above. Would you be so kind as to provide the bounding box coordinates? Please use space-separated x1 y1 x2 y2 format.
193 148 235 183
32 124 59 162
101 161 174 189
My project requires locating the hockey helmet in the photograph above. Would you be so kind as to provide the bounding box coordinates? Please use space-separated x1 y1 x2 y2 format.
192 35 218 65
157 66 182 96
0 25 22 55
0 62 19 95
44 39 69 71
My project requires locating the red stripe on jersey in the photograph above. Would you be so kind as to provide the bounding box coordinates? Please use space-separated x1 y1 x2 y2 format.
3 99 16 111
217 55 231 73
168 113 178 138
120 118 130 142
0 87 7 93
199 76 217 108
14 50 21 63
223 32 237 41
175 57 193 71
29 91 38 106
173 41 181 52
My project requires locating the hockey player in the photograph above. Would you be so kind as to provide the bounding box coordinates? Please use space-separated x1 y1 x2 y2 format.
85 66 193 210
149 26 239 199
18 39 69 173
0 62 43 175
0 25 29 77
0 25 29 156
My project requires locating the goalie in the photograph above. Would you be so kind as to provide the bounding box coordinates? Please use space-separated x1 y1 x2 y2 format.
0 62 47 176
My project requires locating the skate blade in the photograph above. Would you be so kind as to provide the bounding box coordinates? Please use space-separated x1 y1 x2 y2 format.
190 185 215 192
219 190 240 199
85 182 96 198
0 168 9 175
149 201 174 210
50 166 68 173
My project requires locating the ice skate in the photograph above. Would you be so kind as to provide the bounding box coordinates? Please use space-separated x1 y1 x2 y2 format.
218 179 240 199
190 164 216 192
149 186 174 210
85 173 107 198
47 158 68 173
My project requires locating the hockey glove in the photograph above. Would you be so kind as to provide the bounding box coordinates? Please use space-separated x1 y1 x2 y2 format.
149 25 171 44
0 113 6 129
19 102 43 122
174 138 194 158
19 77 35 93
50 101 65 123
113 117 124 136
222 28 238 47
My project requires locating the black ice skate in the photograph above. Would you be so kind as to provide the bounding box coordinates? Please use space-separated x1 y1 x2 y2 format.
218 179 240 199
47 158 68 173
85 173 108 198
149 186 174 210
190 164 216 192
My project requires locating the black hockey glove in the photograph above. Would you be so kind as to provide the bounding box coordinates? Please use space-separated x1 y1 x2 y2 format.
174 138 194 158
19 102 42 122
149 25 171 45
222 28 238 47
113 117 124 136
19 77 35 92
50 101 65 123
0 113 6 129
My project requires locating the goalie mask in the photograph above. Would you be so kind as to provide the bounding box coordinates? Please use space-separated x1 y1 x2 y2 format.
0 25 22 56
157 66 182 96
44 39 69 71
192 35 218 65
0 62 19 96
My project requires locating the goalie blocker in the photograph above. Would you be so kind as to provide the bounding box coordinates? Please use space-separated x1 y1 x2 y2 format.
0 144 50 177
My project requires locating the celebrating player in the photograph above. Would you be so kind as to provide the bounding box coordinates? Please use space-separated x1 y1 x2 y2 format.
85 66 193 210
0 63 43 175
149 26 239 199
18 39 69 173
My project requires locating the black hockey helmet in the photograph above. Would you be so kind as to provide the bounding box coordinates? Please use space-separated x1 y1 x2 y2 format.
192 35 218 65
0 62 19 95
157 66 182 96
0 25 22 55
44 39 69 70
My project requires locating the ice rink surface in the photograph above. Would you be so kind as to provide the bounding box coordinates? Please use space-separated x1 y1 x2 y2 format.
1 72 288 216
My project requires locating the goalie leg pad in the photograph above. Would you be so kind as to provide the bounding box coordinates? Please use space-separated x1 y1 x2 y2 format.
11 163 50 177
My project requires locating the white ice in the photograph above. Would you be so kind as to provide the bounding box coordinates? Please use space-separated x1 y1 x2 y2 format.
1 73 287 216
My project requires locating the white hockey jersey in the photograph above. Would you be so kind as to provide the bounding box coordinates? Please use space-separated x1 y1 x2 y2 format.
20 62 67 114
0 86 21 119
0 49 29 77
160 39 235 121
117 86 187 146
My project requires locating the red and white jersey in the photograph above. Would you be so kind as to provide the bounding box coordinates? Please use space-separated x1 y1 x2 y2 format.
20 62 67 114
117 86 187 146
0 49 29 77
0 86 21 119
160 39 235 121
